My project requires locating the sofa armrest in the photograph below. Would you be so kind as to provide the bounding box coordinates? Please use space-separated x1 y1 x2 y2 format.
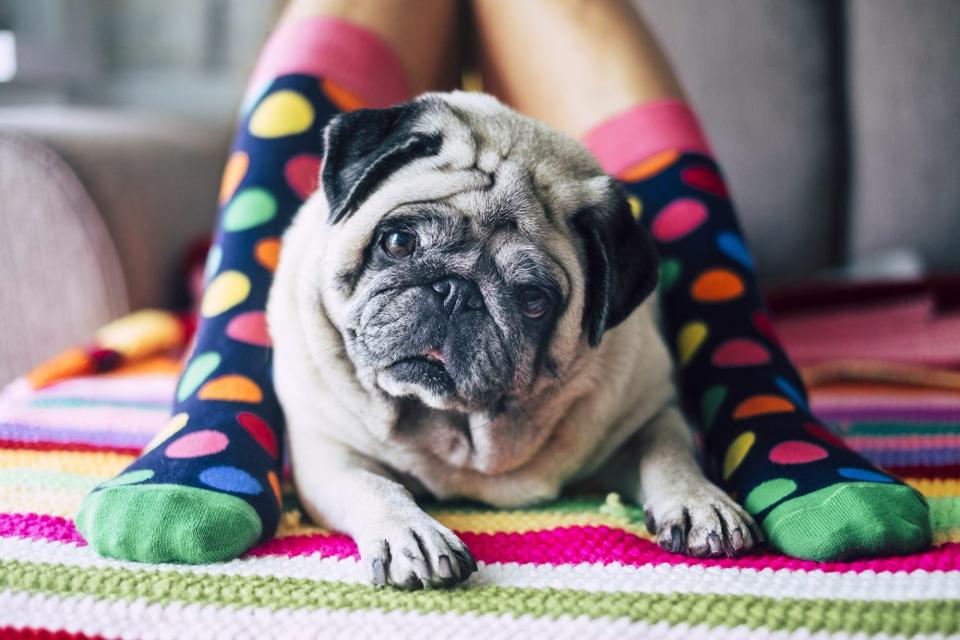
0 106 232 311
0 130 128 386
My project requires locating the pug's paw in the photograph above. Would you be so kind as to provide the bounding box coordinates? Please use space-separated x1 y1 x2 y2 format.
357 512 477 589
644 481 763 558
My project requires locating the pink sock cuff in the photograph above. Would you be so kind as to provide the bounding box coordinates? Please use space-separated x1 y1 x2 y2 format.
244 16 412 111
583 100 713 178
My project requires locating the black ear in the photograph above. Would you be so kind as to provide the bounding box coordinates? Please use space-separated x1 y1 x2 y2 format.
321 102 443 224
572 186 660 347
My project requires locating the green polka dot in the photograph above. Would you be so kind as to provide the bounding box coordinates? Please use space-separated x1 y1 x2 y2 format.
223 188 277 232
700 385 727 430
659 259 681 292
176 352 221 402
744 478 798 513
99 469 154 489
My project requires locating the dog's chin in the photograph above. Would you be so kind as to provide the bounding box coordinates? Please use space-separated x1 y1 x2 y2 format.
377 356 459 411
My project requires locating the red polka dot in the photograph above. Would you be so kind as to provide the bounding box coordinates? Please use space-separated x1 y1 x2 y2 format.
285 153 323 201
711 338 771 367
769 440 829 464
651 198 708 241
226 311 272 347
752 310 782 347
805 422 847 448
237 412 278 459
681 166 728 198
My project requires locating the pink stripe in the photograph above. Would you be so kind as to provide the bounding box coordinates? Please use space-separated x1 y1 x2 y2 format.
0 513 87 546
250 525 958 574
845 434 960 450
245 16 411 110
3 515 955 574
582 100 713 176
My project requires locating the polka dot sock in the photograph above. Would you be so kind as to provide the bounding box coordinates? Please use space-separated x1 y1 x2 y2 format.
584 101 932 561
75 17 412 564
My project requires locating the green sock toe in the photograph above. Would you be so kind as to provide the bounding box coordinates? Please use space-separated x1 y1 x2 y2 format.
75 484 262 564
762 482 932 561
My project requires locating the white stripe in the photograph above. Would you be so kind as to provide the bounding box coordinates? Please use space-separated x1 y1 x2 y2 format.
0 589 947 640
0 536 955 602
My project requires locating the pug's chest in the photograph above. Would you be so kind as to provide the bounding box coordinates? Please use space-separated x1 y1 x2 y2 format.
370 404 591 508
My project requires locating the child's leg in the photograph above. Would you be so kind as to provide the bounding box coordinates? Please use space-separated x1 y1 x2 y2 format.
75 0 459 564
473 0 931 560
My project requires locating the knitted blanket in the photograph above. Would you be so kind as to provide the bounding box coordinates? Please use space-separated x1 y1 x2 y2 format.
0 351 958 639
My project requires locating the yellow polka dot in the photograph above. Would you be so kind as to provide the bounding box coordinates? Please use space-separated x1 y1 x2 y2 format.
249 90 315 138
677 321 708 366
723 431 756 480
201 271 251 318
627 195 643 220
198 375 263 403
143 413 189 453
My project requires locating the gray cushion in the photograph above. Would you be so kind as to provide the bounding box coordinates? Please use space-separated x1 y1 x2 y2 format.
637 0 843 282
847 0 960 271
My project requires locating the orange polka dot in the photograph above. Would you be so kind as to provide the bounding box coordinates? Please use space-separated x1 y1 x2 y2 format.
198 375 263 403
255 238 282 273
268 470 282 507
321 78 368 112
618 149 680 182
219 152 249 205
733 395 795 420
691 269 745 302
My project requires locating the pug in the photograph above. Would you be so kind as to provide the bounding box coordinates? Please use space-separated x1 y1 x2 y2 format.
267 91 759 590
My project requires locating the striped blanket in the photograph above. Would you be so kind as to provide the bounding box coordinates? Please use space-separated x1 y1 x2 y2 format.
0 351 958 638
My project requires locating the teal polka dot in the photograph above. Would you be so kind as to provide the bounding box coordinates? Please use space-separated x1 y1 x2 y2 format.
223 188 277 232
176 352 221 402
744 478 797 513
99 469 154 489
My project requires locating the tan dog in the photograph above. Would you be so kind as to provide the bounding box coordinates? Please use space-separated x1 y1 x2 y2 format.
267 91 758 589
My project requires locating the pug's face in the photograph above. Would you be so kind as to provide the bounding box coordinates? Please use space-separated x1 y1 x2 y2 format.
309 93 658 416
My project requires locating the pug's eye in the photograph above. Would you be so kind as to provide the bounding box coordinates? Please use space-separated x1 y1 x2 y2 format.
519 287 550 319
381 230 417 258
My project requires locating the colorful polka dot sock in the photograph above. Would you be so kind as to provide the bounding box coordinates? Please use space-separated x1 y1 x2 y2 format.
75 17 412 564
585 101 932 561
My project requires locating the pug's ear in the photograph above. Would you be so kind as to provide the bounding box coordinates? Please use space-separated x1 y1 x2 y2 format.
572 184 660 347
321 103 443 224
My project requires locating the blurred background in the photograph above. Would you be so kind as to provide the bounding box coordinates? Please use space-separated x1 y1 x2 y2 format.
0 0 958 386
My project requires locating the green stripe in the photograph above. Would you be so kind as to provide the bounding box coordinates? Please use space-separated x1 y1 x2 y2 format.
29 397 168 410
0 560 956 634
0 469 99 491
844 422 960 436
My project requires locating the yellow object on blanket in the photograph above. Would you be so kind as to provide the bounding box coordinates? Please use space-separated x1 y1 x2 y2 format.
26 310 192 390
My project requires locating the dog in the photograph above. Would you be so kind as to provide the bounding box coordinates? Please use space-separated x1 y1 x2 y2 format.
267 91 759 590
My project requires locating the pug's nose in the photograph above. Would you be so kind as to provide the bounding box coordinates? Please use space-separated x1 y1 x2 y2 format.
431 276 485 316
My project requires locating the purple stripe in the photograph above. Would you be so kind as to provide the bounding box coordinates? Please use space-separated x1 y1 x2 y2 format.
859 446 960 467
0 421 149 449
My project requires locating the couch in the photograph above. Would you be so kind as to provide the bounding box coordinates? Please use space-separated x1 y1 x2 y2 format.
1 0 958 386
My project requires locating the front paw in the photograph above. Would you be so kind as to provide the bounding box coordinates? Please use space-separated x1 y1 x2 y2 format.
357 512 477 590
644 482 763 558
